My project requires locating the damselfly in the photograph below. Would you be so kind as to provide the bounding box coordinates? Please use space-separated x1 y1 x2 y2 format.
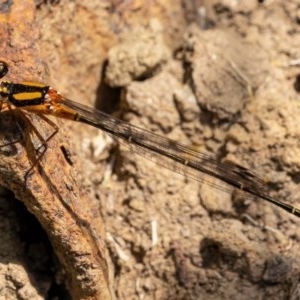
0 61 299 218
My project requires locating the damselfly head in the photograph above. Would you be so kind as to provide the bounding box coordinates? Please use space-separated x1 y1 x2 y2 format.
0 61 8 79
0 81 11 97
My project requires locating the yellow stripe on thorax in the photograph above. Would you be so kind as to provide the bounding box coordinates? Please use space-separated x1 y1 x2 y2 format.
13 92 43 101
21 81 47 88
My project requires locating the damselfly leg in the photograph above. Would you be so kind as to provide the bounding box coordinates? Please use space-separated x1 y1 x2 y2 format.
0 61 60 181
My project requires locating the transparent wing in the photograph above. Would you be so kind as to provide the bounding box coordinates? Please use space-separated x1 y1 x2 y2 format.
58 97 267 195
48 94 300 217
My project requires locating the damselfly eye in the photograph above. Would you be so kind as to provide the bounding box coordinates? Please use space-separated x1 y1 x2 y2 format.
0 61 9 79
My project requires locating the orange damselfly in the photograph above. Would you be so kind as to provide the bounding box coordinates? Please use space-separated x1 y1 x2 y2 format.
0 61 299 218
